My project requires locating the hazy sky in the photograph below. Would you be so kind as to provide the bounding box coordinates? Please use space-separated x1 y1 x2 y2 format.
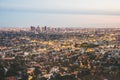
0 0 120 28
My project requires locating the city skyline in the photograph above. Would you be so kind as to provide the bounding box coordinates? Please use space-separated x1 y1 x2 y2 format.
0 0 120 28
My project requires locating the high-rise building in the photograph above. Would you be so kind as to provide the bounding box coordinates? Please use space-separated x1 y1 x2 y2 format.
44 26 47 31
30 26 35 32
36 26 40 32
42 26 47 32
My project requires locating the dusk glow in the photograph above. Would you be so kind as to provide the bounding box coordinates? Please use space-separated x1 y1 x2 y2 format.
0 0 120 27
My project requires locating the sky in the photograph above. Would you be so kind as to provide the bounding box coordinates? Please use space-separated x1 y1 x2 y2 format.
0 0 120 28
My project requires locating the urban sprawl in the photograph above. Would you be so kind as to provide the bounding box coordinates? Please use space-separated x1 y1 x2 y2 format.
0 26 120 80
